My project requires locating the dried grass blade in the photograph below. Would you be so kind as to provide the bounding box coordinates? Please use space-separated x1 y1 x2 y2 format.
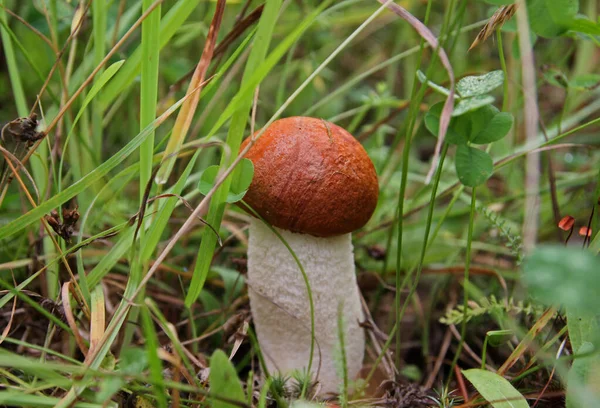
497 306 556 376
156 0 227 184
0 145 40 203
0 272 18 345
88 285 105 355
61 282 88 356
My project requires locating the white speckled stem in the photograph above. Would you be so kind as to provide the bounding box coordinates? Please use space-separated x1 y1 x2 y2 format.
247 218 365 396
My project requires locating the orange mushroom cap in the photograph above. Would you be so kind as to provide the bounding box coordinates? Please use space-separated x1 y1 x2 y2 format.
241 117 379 237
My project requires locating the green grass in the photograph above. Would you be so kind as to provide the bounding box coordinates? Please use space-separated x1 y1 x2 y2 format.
1 1 600 407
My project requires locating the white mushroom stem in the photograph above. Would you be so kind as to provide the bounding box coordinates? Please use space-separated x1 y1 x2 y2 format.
247 218 365 396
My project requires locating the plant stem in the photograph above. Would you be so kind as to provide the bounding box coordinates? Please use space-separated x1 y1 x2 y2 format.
446 186 476 388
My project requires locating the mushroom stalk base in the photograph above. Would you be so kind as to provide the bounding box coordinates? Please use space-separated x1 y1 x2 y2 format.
247 219 365 396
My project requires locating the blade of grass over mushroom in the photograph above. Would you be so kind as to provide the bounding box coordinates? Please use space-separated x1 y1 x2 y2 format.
155 0 226 185
185 0 325 307
0 86 203 240
244 205 318 399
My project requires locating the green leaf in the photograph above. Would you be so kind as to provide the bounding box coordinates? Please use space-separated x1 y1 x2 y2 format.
543 67 570 88
471 112 514 144
209 350 245 408
453 95 495 117
527 0 579 38
523 246 600 312
567 15 600 35
456 70 504 98
425 103 512 146
211 266 246 301
487 330 514 347
424 102 468 144
82 60 125 119
567 342 600 408
570 74 600 91
119 347 148 375
455 145 493 187
482 0 514 5
198 158 254 203
94 377 123 404
463 369 528 408
567 309 600 353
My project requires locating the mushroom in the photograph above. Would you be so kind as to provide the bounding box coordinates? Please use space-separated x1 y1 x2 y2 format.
241 116 379 395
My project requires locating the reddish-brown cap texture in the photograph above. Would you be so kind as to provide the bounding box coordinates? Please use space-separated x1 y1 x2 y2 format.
241 116 379 237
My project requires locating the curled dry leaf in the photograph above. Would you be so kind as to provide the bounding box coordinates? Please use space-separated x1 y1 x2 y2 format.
469 5 518 51
61 281 89 356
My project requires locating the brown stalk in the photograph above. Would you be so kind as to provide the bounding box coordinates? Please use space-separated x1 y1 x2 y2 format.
516 0 541 253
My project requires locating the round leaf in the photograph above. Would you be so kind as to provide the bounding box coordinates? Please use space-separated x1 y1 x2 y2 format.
456 70 504 98
527 0 579 38
198 158 254 203
455 145 493 187
230 158 255 202
471 112 514 144
424 102 468 145
452 95 495 117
